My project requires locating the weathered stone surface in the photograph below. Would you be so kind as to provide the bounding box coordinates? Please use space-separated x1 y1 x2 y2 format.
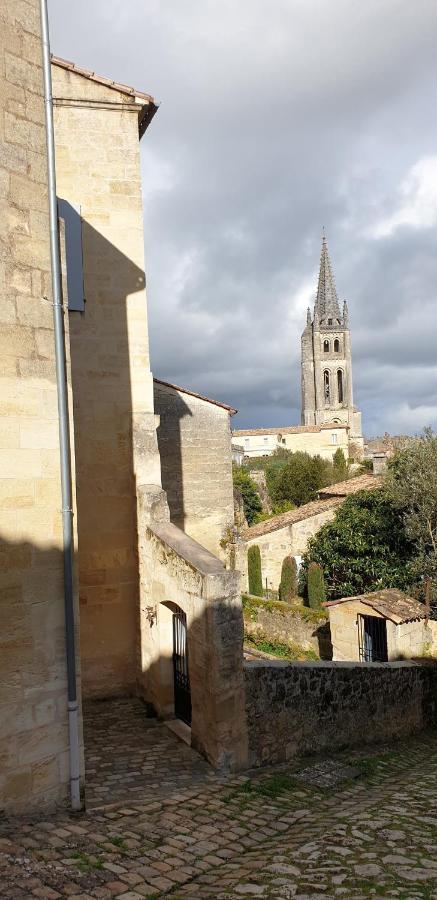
244 659 437 768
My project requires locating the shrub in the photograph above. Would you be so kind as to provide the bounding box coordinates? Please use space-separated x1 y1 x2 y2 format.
332 448 348 481
232 465 262 525
307 562 326 609
248 545 263 597
300 489 415 601
279 556 298 602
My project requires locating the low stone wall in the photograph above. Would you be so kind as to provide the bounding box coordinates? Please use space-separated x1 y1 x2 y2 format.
243 595 330 657
244 659 437 768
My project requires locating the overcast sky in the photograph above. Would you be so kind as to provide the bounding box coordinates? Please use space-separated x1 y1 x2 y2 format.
49 0 437 437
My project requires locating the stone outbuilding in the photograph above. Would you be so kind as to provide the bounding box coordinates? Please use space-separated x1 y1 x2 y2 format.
326 589 431 662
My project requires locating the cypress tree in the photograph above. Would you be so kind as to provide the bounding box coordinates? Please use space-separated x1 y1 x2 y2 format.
248 545 263 597
279 555 298 602
307 561 326 609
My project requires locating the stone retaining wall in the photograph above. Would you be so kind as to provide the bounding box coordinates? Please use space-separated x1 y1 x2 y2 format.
243 595 330 657
244 659 437 768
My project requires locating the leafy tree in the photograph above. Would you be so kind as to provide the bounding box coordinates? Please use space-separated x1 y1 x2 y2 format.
385 429 437 607
307 562 326 608
271 451 333 507
248 545 263 596
300 489 415 601
279 556 298 602
232 465 262 526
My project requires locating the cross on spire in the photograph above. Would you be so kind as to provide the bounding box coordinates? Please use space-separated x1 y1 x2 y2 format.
314 232 341 322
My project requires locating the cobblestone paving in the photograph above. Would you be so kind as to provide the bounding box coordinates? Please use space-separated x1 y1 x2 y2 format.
84 699 220 808
1 702 437 899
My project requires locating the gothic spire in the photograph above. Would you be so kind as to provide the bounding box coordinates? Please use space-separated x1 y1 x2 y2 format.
314 233 341 322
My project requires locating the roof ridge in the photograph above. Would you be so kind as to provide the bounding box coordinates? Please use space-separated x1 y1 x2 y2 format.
51 54 157 106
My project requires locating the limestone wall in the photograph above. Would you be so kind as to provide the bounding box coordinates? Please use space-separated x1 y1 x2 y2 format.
243 505 339 592
52 64 161 698
329 600 431 662
0 1 84 812
243 596 330 657
154 381 234 559
244 659 437 768
137 486 248 771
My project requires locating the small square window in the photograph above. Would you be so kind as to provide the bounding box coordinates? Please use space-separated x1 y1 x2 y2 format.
331 433 338 445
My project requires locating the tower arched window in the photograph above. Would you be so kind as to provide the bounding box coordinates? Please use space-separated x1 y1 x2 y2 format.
337 369 344 404
323 340 330 353
334 339 340 353
323 370 331 405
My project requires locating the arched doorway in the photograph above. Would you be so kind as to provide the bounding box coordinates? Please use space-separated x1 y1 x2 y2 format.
172 606 192 726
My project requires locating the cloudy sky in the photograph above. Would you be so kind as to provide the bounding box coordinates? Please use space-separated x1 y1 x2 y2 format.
49 0 437 437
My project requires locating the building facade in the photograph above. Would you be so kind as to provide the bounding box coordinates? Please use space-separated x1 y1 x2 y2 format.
301 235 363 456
232 423 349 461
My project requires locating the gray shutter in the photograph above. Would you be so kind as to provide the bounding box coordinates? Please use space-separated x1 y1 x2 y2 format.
57 198 85 312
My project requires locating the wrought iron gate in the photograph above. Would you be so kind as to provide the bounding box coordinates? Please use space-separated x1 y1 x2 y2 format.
172 608 192 725
358 614 388 662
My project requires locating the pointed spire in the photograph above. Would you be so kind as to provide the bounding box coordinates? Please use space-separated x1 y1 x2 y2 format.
314 232 341 322
343 299 349 326
306 306 312 325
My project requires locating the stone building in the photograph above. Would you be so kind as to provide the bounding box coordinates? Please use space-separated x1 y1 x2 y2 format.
153 378 236 560
0 9 246 815
241 473 382 592
326 590 430 662
301 235 363 457
232 423 349 461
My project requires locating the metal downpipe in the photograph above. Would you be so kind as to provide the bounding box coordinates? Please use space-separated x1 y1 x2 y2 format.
39 0 81 811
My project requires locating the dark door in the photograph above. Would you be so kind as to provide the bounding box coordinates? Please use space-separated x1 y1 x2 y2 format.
358 614 388 662
172 608 192 725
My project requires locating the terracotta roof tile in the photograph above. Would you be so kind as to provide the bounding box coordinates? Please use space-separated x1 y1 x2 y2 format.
325 589 426 624
318 473 383 497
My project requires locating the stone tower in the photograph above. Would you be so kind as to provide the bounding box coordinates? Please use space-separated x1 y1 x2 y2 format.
301 235 363 453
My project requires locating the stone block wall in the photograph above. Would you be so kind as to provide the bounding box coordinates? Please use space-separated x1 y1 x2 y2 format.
243 595 329 656
244 659 437 768
52 63 161 698
0 0 84 812
154 381 235 559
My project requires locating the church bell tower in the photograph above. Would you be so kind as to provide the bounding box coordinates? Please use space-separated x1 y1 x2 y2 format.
301 234 363 453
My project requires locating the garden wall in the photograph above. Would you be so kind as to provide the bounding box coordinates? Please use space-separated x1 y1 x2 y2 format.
244 659 437 768
243 595 330 658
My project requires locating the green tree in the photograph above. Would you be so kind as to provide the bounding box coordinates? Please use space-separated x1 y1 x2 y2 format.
307 562 326 608
272 451 333 507
232 465 262 526
248 545 263 596
385 429 437 607
300 489 414 601
332 448 348 481
279 556 298 602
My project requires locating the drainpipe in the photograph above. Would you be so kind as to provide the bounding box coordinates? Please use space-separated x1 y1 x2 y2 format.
40 0 81 811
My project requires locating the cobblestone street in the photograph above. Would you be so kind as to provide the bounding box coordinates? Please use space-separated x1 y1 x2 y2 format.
1 701 437 899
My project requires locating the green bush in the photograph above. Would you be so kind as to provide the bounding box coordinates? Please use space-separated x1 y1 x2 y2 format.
307 562 326 609
232 465 262 525
279 556 298 602
248 545 263 597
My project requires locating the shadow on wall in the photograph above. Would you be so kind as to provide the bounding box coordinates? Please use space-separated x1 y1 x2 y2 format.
155 391 193 534
65 217 163 699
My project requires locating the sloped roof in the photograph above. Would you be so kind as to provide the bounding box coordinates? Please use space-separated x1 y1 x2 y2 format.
153 378 237 415
243 473 381 540
51 55 158 136
318 473 383 497
243 496 344 540
233 424 348 437
325 589 427 624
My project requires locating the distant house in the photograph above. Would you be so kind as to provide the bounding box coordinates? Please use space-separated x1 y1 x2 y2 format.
232 423 349 461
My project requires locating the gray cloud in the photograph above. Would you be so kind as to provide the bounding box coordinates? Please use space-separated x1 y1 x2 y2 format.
49 0 437 437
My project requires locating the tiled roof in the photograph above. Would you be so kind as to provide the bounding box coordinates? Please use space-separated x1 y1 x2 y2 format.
51 55 158 136
233 424 348 437
318 473 383 497
325 589 427 624
242 496 344 540
153 378 237 415
243 473 381 540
